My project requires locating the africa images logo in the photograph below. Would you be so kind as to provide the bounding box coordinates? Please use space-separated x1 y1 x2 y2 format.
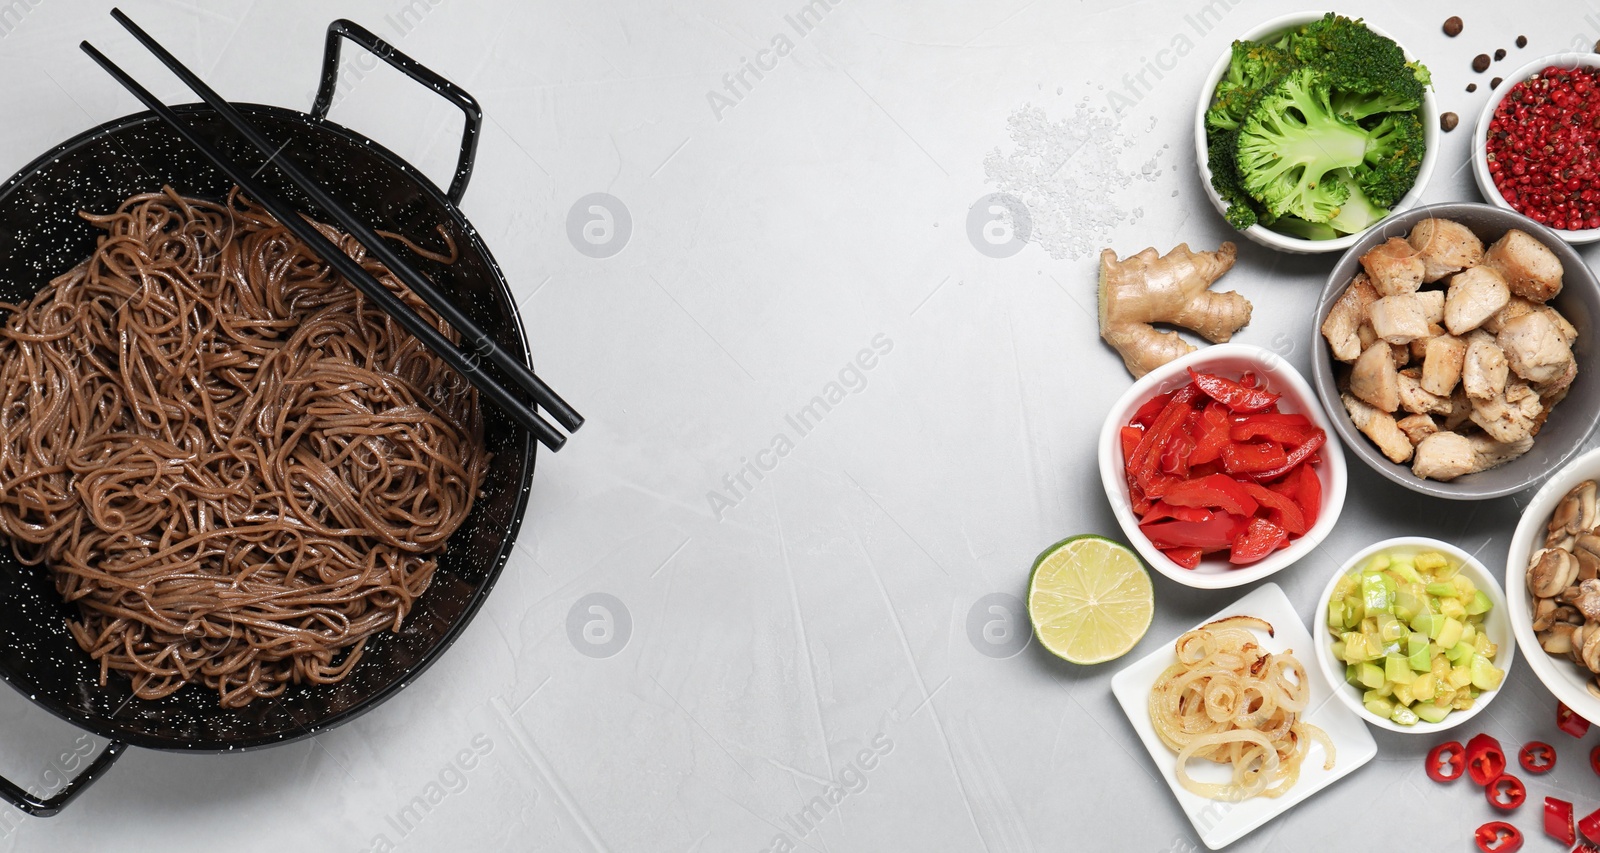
754 731 893 852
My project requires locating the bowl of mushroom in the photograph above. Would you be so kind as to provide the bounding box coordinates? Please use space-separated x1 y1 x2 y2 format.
1506 451 1600 720
1310 202 1600 499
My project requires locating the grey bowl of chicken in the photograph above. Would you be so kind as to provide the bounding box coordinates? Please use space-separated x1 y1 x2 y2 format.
1311 202 1600 500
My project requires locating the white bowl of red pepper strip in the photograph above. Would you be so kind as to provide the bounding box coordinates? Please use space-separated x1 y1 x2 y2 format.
1097 343 1349 590
1473 53 1600 245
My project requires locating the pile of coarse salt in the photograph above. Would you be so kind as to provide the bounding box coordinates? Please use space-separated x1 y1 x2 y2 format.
983 99 1164 260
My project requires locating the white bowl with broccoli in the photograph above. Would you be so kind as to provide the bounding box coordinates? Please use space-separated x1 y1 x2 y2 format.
1194 12 1440 254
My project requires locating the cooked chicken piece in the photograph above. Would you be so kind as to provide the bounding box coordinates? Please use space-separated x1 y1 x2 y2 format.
1408 323 1447 362
1467 432 1534 472
1420 334 1467 396
1444 384 1473 431
1396 413 1439 446
1360 237 1425 296
1536 358 1578 407
1470 381 1543 443
1498 309 1575 385
1483 228 1564 302
1462 332 1509 401
1411 431 1476 480
1444 266 1511 335
1351 342 1401 411
1417 290 1446 324
1343 391 1413 463
1483 295 1536 334
1369 293 1435 344
1397 369 1451 415
1408 218 1485 282
1321 275 1380 362
1545 305 1579 344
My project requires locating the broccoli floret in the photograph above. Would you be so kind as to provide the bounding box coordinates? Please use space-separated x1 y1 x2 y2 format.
1272 215 1339 241
1286 14 1427 120
1325 171 1391 235
1352 111 1425 207
1206 126 1261 229
1206 40 1297 131
1234 67 1368 223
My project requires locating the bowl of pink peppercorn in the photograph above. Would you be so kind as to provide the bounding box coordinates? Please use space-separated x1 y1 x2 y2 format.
1473 53 1600 244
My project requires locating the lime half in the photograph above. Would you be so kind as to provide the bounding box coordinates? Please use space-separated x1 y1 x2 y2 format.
1027 535 1154 665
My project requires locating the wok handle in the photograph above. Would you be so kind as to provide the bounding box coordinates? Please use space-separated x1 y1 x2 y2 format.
309 18 482 205
0 739 125 817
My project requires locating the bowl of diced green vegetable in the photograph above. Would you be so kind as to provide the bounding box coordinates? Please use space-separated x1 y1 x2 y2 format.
1313 536 1514 733
1195 12 1440 254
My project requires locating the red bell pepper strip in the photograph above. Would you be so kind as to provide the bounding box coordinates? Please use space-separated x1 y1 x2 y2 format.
1582 805 1600 845
1160 474 1259 518
1486 773 1526 811
1131 390 1175 427
1425 741 1464 783
1558 702 1592 738
1241 483 1308 536
1188 403 1232 466
1141 502 1214 524
1126 385 1199 493
1221 441 1288 474
1139 511 1247 551
1474 822 1523 852
1159 546 1203 570
1188 368 1280 412
1159 432 1194 478
1518 742 1555 774
1466 734 1507 786
1547 797 1577 846
1248 430 1326 481
1229 517 1287 565
1230 415 1317 445
1119 425 1143 462
1295 464 1322 530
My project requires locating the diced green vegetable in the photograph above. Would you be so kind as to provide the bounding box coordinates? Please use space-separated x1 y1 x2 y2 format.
1414 703 1451 724
1464 590 1491 616
1390 705 1419 726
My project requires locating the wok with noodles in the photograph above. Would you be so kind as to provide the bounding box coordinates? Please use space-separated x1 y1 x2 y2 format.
1148 616 1335 801
0 187 489 708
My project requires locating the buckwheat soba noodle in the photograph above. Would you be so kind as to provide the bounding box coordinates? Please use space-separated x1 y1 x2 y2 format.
0 187 489 707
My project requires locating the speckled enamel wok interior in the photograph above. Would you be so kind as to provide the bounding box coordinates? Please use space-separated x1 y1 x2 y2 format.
0 104 536 752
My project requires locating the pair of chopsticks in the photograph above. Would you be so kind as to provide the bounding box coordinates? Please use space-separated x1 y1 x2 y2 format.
80 9 582 451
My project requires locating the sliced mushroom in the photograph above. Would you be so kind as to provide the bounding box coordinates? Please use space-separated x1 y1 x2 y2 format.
1541 622 1577 655
1549 481 1598 537
1530 548 1581 598
1533 597 1560 631
1575 579 1600 621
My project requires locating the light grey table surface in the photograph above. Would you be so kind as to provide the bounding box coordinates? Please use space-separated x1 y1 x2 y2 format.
0 0 1596 850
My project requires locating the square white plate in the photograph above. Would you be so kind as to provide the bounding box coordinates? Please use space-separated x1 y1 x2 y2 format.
1109 583 1377 850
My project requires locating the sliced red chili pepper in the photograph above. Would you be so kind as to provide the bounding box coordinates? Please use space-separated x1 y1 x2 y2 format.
1466 734 1508 787
1426 741 1465 783
1583 805 1600 845
1592 744 1600 778
1131 389 1175 427
1159 474 1259 518
1221 440 1288 474
1229 517 1287 565
1546 797 1577 846
1126 385 1200 492
1159 546 1202 570
1475 821 1523 853
1119 425 1143 462
1558 702 1592 738
1486 773 1526 811
1241 482 1307 536
1139 511 1247 552
1295 464 1322 530
1518 742 1555 774
1187 368 1280 412
1188 402 1232 466
1140 502 1213 524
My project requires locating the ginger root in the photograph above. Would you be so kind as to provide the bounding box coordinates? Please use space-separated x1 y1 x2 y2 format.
1098 242 1251 378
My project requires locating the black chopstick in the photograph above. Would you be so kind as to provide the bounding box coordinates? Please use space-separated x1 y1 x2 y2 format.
106 9 582 436
79 40 569 451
